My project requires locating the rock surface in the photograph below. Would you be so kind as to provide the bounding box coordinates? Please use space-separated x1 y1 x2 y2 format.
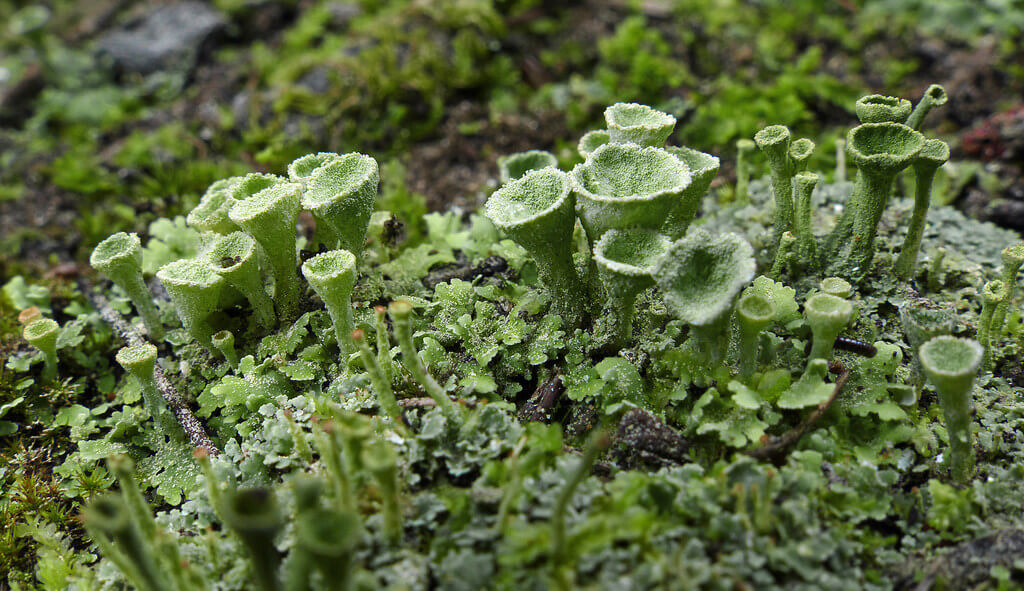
96 2 227 75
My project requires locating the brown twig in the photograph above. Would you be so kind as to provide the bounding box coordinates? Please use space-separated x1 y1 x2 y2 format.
746 361 850 464
84 283 220 456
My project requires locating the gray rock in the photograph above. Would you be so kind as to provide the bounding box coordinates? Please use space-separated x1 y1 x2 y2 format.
96 2 227 75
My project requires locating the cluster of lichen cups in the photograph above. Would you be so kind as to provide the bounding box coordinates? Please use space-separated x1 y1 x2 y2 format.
90 151 380 362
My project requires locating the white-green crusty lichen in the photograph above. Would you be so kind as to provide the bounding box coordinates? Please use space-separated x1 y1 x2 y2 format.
15 90 1024 591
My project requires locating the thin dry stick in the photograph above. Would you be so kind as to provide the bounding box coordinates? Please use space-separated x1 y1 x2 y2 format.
85 284 220 456
746 362 850 464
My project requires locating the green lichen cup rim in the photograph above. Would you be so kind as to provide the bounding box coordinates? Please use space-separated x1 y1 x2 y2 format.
300 152 378 212
301 249 357 284
593 228 672 278
288 152 342 182
845 122 925 174
854 94 912 123
918 336 983 380
570 143 692 205
497 150 558 184
484 168 572 232
90 232 141 269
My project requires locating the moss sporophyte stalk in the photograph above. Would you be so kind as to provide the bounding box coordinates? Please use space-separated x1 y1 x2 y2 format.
20 87 1023 589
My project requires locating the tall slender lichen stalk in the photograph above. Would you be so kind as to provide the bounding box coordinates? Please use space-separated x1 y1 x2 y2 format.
23 318 59 382
220 488 284 591
301 250 358 355
977 280 1007 369
484 168 586 328
991 243 1024 332
734 138 755 205
792 172 819 268
836 122 924 278
754 125 794 250
905 84 948 131
229 179 302 319
83 495 170 591
388 300 459 421
352 328 403 429
362 439 402 545
918 336 983 483
894 139 950 279
90 232 163 340
292 507 360 591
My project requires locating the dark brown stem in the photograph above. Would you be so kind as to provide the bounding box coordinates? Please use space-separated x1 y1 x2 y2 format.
746 362 850 464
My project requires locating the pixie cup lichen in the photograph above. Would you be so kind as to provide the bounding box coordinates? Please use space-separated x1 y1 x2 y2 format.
894 139 950 279
287 152 341 185
205 232 275 328
485 168 585 327
90 232 163 340
734 292 775 379
654 228 756 365
977 280 1007 368
187 177 243 235
604 102 676 147
593 228 671 349
905 84 948 131
734 138 755 205
792 172 819 267
115 344 175 433
156 259 225 352
229 180 302 319
292 508 360 587
992 242 1024 332
301 152 379 255
854 94 912 124
839 122 925 278
498 150 558 184
220 488 283 591
577 129 610 159
23 318 59 382
753 125 794 249
788 138 815 173
918 336 983 483
301 250 358 355
571 143 692 244
211 330 239 369
663 146 720 239
803 294 854 363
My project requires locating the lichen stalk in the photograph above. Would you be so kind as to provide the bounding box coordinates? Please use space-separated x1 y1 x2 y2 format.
918 336 982 483
389 300 459 421
116 344 178 435
735 293 775 379
792 172 819 268
991 243 1024 332
754 125 794 250
90 232 164 340
301 250 358 355
734 138 755 205
977 280 1007 369
353 329 404 428
211 330 239 368
220 488 283 591
363 440 402 545
894 139 950 279
904 84 948 131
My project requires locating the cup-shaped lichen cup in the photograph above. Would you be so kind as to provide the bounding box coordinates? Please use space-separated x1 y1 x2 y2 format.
654 228 756 365
855 94 912 124
229 180 303 319
287 152 341 185
604 103 676 147
577 129 611 158
301 249 358 355
205 232 275 328
498 150 558 184
571 143 692 244
840 122 925 278
187 177 244 235
301 152 379 255
663 146 720 239
593 228 672 348
156 259 225 352
803 293 854 363
484 168 585 328
919 336 983 483
90 232 164 340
